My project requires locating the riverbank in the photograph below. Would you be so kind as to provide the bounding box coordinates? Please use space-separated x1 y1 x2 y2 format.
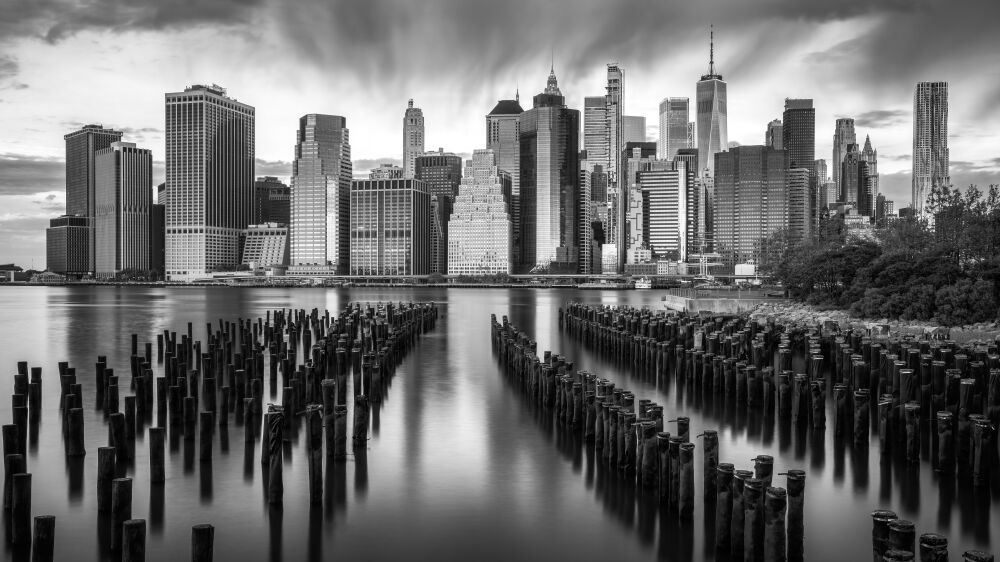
748 301 1000 343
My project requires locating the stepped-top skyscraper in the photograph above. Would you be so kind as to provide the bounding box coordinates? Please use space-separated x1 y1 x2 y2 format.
64 124 123 274
832 118 856 200
164 84 254 281
448 149 513 275
289 114 352 274
403 99 425 179
696 26 728 178
912 82 949 215
518 68 580 273
658 97 690 160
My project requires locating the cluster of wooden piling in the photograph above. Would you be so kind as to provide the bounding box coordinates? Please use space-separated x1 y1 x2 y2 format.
871 509 995 561
558 302 999 560
491 314 807 561
4 301 437 561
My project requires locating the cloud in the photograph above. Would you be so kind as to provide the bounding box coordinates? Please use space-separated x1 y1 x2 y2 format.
0 54 17 79
0 0 267 44
255 158 291 178
854 109 908 129
0 153 64 195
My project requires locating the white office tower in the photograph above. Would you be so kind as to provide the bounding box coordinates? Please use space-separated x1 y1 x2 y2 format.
448 149 513 275
164 84 254 281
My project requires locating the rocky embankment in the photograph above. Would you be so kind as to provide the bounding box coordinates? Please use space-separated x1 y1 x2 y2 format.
748 301 1000 344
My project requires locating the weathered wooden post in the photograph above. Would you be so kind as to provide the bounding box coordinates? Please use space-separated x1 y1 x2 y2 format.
716 463 735 553
679 442 695 519
109 412 128 462
785 469 806 562
854 389 871 448
754 454 774 488
353 395 369 449
764 487 787 562
744 477 765 562
702 430 719 499
199 412 213 462
122 519 146 562
918 533 948 562
66 407 86 457
11 472 31 545
111 477 132 552
305 405 322 504
888 519 915 556
872 509 898 561
97 447 115 512
149 427 165 483
184 397 197 441
192 524 215 562
731 469 752 560
936 411 955 473
267 407 283 504
904 402 920 463
31 514 56 562
334 405 348 460
961 551 994 562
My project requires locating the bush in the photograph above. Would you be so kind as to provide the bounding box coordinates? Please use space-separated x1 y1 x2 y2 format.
934 279 998 326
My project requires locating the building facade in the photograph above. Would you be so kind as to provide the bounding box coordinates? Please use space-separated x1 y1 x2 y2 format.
487 97 523 266
623 115 646 145
832 118 856 199
787 167 815 244
714 146 788 265
64 124 123 274
696 30 728 178
95 142 153 278
288 114 352 274
349 179 430 275
241 223 288 270
518 69 580 273
448 149 513 275
46 215 90 276
639 159 694 262
403 99 425 179
765 119 783 150
782 99 815 173
912 82 949 216
658 97 690 160
253 176 290 225
164 84 255 281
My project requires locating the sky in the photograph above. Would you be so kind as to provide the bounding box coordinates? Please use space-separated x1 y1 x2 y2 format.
1 0 999 267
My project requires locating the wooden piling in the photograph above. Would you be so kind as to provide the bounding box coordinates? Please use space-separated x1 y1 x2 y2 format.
122 519 146 562
306 405 322 504
97 447 116 512
764 487 787 562
31 514 56 562
785 469 806 562
11 472 31 545
353 395 369 448
199 412 213 462
66 408 86 457
192 524 215 562
267 408 283 504
715 463 735 553
918 533 947 562
149 427 165 483
111 477 132 551
872 509 898 561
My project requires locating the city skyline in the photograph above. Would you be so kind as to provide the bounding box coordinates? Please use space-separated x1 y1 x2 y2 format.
1 0 999 266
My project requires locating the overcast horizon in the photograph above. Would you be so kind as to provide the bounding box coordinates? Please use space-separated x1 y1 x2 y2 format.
2 0 999 267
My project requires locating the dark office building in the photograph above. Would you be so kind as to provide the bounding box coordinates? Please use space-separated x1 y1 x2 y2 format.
415 149 463 202
781 99 815 172
151 204 165 279
64 124 123 273
46 215 90 276
253 176 291 225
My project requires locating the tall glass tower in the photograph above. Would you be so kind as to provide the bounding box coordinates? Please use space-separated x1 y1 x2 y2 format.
912 82 949 215
696 27 728 178
64 124 123 274
832 118 856 199
164 84 254 281
658 97 690 160
289 114 352 274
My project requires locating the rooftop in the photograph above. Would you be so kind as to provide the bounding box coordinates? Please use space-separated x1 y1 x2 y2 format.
488 99 524 116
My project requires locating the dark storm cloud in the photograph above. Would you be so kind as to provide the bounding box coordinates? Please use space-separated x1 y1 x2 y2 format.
0 153 64 195
0 0 266 43
854 110 909 129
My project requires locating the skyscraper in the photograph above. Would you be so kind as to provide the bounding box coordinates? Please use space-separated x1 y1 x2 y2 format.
288 114 352 274
605 64 626 272
623 115 646 144
64 124 123 274
841 143 872 215
658 97 691 160
415 149 463 202
787 167 814 244
765 120 783 150
487 96 523 266
95 142 152 278
912 81 949 215
714 146 788 265
861 135 879 215
832 118 856 198
349 178 430 275
403 99 425 179
696 27 728 178
165 84 255 281
639 159 694 262
583 97 607 173
448 149 513 275
46 215 90 276
253 176 290 225
782 99 815 172
518 68 580 273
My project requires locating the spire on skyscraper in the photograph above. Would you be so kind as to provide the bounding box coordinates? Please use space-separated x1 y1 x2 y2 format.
545 64 561 96
702 24 722 81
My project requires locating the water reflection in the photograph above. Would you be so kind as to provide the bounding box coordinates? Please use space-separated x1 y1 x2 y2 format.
0 286 993 562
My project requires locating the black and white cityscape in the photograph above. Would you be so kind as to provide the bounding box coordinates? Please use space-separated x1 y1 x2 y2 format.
1 0 999 561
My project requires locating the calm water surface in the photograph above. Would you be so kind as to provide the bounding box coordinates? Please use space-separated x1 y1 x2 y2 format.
0 286 996 561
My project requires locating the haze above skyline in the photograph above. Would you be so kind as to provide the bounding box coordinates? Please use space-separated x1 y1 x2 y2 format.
1 0 999 266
